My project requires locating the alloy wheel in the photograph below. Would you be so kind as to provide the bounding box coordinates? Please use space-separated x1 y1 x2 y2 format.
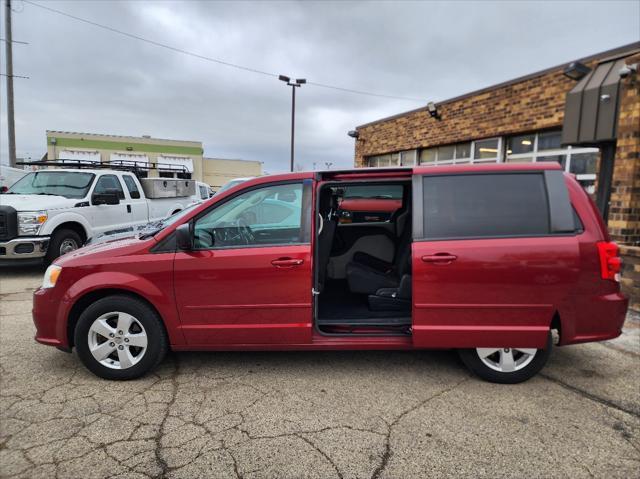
87 312 148 369
476 347 537 373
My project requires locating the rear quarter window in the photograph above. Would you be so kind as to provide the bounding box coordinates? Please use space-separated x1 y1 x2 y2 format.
422 173 550 239
122 175 141 199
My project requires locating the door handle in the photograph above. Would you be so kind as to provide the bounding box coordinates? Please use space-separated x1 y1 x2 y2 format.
271 258 304 267
421 253 457 263
127 205 132 213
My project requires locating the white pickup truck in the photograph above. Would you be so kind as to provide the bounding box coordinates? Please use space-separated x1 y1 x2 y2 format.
0 168 200 263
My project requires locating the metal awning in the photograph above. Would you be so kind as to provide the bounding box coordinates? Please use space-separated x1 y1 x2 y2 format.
561 58 627 146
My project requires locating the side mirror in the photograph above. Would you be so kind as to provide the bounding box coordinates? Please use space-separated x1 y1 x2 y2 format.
176 223 192 250
0 186 8 194
92 190 120 205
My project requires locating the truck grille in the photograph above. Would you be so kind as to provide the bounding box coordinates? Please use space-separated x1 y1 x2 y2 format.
0 206 18 241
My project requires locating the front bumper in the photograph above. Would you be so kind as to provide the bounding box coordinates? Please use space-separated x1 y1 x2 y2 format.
0 236 49 259
33 286 68 349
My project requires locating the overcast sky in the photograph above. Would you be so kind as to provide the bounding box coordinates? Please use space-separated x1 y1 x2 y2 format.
1 0 639 173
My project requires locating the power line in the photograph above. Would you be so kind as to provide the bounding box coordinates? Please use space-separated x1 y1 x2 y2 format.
23 0 278 79
23 0 425 103
0 73 29 79
307 80 424 102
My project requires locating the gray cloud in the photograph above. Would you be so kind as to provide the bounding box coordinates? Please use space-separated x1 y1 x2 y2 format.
1 0 639 173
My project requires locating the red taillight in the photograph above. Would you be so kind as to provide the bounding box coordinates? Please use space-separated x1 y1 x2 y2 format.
597 241 621 281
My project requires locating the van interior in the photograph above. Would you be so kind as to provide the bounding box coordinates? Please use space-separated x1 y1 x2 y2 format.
315 180 412 336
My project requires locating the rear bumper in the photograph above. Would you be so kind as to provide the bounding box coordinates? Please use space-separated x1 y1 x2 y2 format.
561 292 629 345
0 236 49 259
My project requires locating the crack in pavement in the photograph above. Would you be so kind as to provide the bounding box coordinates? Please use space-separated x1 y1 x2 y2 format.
540 373 640 419
370 377 470 479
153 356 180 478
295 433 343 479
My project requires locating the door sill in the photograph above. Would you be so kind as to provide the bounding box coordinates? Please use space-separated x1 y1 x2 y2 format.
316 316 411 337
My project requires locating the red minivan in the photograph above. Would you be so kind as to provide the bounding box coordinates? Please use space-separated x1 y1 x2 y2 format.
32 163 628 383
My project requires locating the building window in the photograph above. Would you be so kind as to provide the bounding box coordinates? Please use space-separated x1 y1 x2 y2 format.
419 148 436 163
537 131 562 151
367 153 400 167
505 130 599 191
400 150 417 166
506 134 535 155
473 138 500 161
418 138 500 165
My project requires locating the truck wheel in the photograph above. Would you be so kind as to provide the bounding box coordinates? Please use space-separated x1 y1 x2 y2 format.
45 229 82 264
458 332 552 384
74 295 168 380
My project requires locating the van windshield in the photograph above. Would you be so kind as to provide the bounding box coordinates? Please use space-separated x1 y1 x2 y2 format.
7 171 95 199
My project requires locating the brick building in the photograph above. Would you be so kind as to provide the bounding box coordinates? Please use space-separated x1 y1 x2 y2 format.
352 42 640 310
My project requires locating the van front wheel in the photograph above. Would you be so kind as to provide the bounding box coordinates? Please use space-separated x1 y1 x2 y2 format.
74 295 168 380
458 332 552 384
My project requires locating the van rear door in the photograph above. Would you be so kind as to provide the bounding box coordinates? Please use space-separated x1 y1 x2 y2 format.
411 168 580 349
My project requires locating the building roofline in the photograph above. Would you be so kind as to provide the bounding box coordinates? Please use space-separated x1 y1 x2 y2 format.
46 130 202 146
203 157 263 164
356 41 640 129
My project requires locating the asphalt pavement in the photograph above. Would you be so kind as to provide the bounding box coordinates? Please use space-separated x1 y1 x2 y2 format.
1 267 638 478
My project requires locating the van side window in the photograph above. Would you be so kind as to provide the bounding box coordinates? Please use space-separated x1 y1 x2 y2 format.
193 183 304 249
122 175 141 199
422 173 549 239
94 174 125 200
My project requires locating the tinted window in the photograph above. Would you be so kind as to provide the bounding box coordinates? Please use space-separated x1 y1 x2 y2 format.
422 173 549 239
193 183 304 249
94 175 125 199
122 175 141 199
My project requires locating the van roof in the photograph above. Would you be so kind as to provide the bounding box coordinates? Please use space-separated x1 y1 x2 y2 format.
234 163 563 188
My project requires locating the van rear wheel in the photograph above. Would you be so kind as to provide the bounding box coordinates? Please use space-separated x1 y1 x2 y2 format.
458 332 552 384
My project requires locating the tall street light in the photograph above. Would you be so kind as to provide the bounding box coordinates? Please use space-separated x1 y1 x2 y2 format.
279 75 306 172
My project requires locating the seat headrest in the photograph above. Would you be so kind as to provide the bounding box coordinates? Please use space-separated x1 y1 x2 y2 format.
319 189 336 214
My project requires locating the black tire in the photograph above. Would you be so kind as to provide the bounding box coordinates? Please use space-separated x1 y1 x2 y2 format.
45 228 82 265
74 295 168 380
458 332 552 384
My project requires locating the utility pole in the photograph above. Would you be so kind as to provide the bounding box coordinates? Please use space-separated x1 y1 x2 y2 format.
4 0 17 167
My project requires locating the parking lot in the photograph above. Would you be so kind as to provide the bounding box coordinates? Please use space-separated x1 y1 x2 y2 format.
0 267 638 479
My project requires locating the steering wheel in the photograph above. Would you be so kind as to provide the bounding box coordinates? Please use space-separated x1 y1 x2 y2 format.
235 218 255 244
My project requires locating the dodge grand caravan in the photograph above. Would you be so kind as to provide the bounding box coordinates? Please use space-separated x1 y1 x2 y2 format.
32 163 628 383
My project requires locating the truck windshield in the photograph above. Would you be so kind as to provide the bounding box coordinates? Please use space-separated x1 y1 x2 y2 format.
7 171 95 199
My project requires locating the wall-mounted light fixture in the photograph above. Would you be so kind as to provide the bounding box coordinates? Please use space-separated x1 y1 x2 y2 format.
427 101 441 120
619 63 638 79
347 130 359 139
563 61 591 81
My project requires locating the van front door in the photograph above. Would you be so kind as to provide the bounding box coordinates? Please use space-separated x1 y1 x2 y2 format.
173 180 314 346
411 169 580 349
